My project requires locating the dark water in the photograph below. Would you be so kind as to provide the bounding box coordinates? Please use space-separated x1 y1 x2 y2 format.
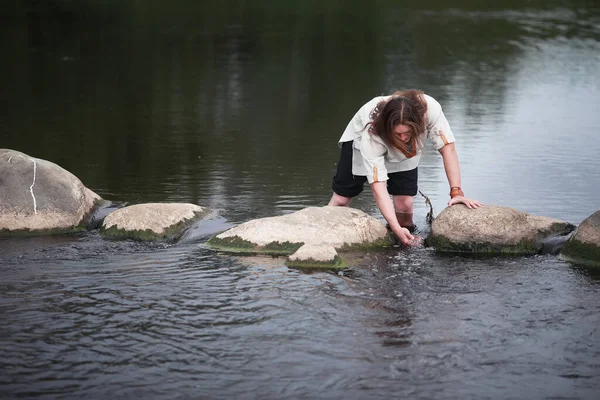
1 1 600 398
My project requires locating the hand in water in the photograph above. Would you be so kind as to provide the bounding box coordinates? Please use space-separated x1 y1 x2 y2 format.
408 235 424 247
395 227 414 245
396 227 424 247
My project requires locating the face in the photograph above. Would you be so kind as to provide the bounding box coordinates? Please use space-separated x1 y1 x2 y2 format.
393 124 412 143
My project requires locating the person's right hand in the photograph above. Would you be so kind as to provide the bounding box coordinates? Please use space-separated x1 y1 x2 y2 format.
395 226 415 246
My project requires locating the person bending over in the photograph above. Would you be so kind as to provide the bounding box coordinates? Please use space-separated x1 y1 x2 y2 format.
328 89 482 245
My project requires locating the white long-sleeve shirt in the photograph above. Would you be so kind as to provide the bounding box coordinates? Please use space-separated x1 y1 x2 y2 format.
338 94 455 184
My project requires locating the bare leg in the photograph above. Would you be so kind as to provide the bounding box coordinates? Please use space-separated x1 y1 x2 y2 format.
328 192 352 206
393 195 415 230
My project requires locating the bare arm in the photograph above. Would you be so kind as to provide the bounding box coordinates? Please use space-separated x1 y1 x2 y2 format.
438 143 482 208
371 181 414 245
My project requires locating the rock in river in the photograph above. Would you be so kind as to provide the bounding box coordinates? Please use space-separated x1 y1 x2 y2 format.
428 204 575 254
561 210 600 267
101 203 210 242
0 149 102 235
208 206 391 268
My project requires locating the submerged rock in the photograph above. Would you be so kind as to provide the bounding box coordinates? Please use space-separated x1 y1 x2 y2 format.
208 206 391 267
0 149 102 235
287 244 346 270
561 210 600 267
428 204 575 254
101 203 210 242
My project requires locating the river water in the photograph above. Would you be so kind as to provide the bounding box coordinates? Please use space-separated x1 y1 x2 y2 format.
1 1 599 399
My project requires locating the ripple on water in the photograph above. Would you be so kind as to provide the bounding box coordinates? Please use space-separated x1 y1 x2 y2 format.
1 239 378 397
1 233 600 399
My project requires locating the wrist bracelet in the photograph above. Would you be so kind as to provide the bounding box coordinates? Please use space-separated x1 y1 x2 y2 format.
450 187 464 198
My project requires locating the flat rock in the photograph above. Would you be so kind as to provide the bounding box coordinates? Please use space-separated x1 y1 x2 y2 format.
101 203 209 241
0 149 102 234
428 204 575 254
287 243 345 269
561 210 600 267
208 206 390 255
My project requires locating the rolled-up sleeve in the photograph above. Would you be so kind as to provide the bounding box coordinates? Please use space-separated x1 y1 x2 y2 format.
426 96 456 150
360 134 388 184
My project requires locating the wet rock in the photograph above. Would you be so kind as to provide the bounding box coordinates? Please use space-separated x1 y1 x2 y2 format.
0 149 102 235
287 243 346 270
561 210 600 267
101 203 210 242
428 204 575 254
208 206 391 263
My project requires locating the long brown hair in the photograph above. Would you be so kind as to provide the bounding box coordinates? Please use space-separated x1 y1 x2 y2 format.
367 89 427 158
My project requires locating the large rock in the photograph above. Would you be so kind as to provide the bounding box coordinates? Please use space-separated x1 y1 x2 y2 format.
101 203 210 242
208 206 391 267
561 211 600 267
0 149 102 235
428 204 575 254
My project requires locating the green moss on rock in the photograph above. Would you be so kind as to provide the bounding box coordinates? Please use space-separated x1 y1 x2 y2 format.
561 239 600 268
207 235 304 255
337 236 395 251
207 235 255 251
262 241 304 253
286 255 347 271
208 234 394 256
426 234 540 255
0 225 88 237
101 214 200 242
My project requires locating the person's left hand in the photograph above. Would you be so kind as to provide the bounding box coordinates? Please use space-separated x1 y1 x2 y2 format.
448 196 482 209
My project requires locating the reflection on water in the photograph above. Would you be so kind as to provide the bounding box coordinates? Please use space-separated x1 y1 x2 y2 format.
2 1 598 224
1 1 600 398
